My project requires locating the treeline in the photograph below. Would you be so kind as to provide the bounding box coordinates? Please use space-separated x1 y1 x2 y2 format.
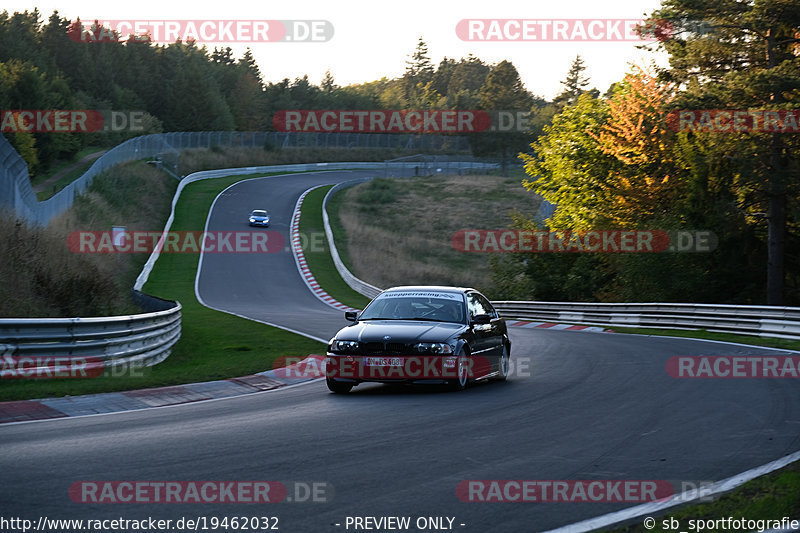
493 0 800 305
0 11 547 175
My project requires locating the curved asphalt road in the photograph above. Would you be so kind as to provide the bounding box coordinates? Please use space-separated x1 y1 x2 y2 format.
2 172 799 533
195 171 377 341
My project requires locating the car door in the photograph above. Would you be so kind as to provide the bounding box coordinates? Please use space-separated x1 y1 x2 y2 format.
466 292 497 377
474 292 505 371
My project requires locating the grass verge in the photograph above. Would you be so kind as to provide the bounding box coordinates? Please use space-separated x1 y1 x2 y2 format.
610 326 800 352
298 185 371 310
325 174 541 296
608 460 800 532
0 172 325 402
36 158 100 201
29 147 102 187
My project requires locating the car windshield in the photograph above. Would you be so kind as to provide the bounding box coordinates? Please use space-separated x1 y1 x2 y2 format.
359 291 465 323
251 211 267 217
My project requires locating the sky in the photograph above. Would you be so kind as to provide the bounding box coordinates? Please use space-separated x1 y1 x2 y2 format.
14 0 671 100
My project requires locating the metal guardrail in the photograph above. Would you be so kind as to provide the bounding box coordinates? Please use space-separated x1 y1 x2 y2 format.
492 301 800 341
0 136 197 375
322 179 383 300
0 291 181 377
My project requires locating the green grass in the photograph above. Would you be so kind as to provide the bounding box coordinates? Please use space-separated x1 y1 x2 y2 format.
322 174 540 294
36 159 100 201
608 460 800 532
298 185 371 310
30 147 103 186
0 172 326 402
611 326 800 352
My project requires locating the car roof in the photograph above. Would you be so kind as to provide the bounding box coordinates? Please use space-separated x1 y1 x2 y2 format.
381 285 475 295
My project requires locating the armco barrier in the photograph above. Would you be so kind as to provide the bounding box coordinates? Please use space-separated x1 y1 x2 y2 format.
322 179 382 299
0 290 181 377
492 301 800 341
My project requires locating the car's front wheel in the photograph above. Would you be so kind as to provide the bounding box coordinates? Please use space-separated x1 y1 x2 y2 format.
493 344 510 381
326 379 354 394
447 350 470 391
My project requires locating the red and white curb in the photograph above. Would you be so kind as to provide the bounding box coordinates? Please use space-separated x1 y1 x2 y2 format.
507 320 612 333
0 354 325 425
291 186 359 313
269 354 325 382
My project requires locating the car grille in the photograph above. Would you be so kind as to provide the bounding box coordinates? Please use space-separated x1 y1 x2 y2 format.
359 342 412 355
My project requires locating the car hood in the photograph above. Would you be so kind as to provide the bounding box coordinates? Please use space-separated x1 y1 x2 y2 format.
250 215 269 220
335 320 465 344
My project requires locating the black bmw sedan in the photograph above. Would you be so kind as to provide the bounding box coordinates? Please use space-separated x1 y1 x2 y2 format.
325 286 511 393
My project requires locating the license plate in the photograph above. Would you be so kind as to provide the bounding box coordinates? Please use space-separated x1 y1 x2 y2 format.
363 356 403 367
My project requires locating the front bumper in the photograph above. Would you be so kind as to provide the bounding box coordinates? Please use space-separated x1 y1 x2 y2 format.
325 353 465 383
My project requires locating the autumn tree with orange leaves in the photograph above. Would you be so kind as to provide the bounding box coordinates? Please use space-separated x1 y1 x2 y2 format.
586 68 685 226
522 67 685 230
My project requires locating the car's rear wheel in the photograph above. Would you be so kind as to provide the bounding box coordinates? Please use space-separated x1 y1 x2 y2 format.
327 379 354 394
447 350 470 391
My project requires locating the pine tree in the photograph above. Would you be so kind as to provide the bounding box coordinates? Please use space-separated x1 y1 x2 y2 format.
553 55 591 108
321 69 336 93
403 37 434 105
473 60 535 176
238 48 262 87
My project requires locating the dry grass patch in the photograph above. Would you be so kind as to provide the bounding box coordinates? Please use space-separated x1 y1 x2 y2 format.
0 161 176 317
332 175 542 296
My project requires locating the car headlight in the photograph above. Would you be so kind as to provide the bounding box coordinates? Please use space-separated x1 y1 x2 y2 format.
249 218 256 222
414 342 453 354
332 340 359 352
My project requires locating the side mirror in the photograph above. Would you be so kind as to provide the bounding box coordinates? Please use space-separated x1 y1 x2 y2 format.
471 314 492 325
345 311 359 322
